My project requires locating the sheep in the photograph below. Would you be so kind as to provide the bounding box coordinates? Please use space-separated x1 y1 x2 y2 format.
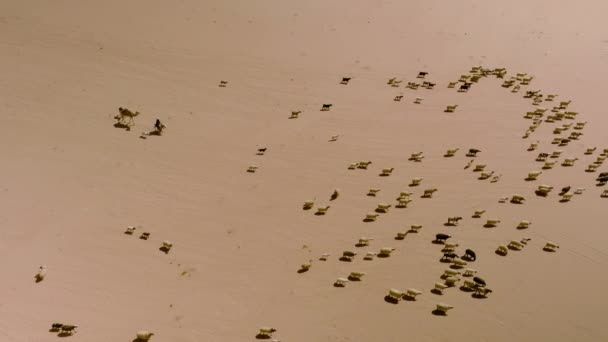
247 165 259 173
474 287 493 298
559 138 571 147
560 192 574 202
602 190 608 198
535 185 553 196
451 259 468 268
466 148 481 157
444 276 460 286
378 247 396 257
464 159 474 169
477 170 495 180
511 84 521 93
60 325 78 335
447 81 458 88
559 186 571 195
387 77 397 85
490 174 502 183
394 95 403 101
496 245 508 255
320 104 333 111
441 246 456 253
410 177 424 186
405 288 423 300
462 249 476 261
347 162 359 170
387 288 404 301
443 269 461 278
397 191 413 200
139 232 151 240
256 147 267 155
409 152 424 161
340 251 357 262
363 252 377 260
527 141 540 151
473 164 487 172
595 156 606 164
395 231 408 240
409 224 423 233
574 188 586 195
517 220 531 229
125 226 137 235
34 266 47 283
417 71 428 78
526 171 542 181
543 242 560 252
444 148 459 157
521 237 532 245
356 237 373 247
445 105 458 113
340 77 351 85
472 210 486 218
446 216 463 226
435 303 454 315
330 189 340 201
257 327 277 339
289 111 301 119
441 252 459 262
546 94 557 101
302 200 314 210
315 206 330 215
458 83 471 92
160 241 173 253
498 197 509 203
510 195 526 204
50 323 64 331
367 188 380 196
319 253 331 261
218 80 228 87
561 158 578 167
463 268 477 277
136 330 155 341
461 279 478 291
550 150 563 158
396 198 413 208
114 107 140 129
299 260 313 272
444 242 459 249
380 168 394 176
422 188 438 198
484 219 500 228
364 213 380 222
357 161 372 169
407 82 420 89
435 233 451 243
536 153 549 162
433 282 449 294
508 240 525 250
542 161 556 169
348 272 366 281
414 97 423 104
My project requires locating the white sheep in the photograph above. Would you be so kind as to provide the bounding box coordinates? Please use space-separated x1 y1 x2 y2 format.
319 253 330 261
517 220 531 229
387 288 404 301
527 141 540 151
410 177 424 186
462 279 478 290
34 266 47 283
357 237 373 246
536 185 553 195
444 276 460 286
357 161 372 169
125 226 137 235
543 242 560 252
496 245 508 255
367 188 380 196
348 272 366 281
365 213 380 222
397 191 413 200
376 203 392 213
550 150 563 158
408 224 423 233
434 282 449 294
508 240 525 250
472 210 486 218
257 327 277 338
526 171 542 181
561 158 578 167
485 219 501 227
510 195 526 204
247 165 258 173
316 206 330 215
379 247 396 257
542 161 556 169
302 200 315 210
560 192 574 202
395 232 407 239
380 168 394 176
363 252 376 260
574 188 586 195
444 148 459 157
451 259 468 268
348 162 359 170
136 330 155 341
443 269 461 278
435 303 454 314
405 288 422 300
299 260 313 272
396 198 412 208
479 171 494 180
463 269 477 277
473 164 487 172
445 105 458 113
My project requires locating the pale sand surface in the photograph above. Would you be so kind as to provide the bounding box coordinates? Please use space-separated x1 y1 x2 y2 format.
1 1 608 341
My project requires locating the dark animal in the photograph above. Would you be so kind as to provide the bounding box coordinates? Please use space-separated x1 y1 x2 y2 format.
458 83 472 92
60 325 77 334
51 323 64 330
597 176 608 183
257 147 267 154
321 104 333 111
597 172 608 180
467 148 481 157
330 190 339 201
417 71 428 78
463 249 476 261
536 153 549 161
447 216 463 225
340 77 351 84
435 233 451 242
441 252 459 261
473 276 486 286
560 186 571 195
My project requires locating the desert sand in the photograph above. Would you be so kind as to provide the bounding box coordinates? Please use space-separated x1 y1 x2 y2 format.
1 0 608 341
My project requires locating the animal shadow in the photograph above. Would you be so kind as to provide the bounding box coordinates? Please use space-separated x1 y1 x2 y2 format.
297 268 309 274
384 296 399 304
113 122 131 131
255 334 271 340
432 309 447 316
159 246 171 254
431 289 443 295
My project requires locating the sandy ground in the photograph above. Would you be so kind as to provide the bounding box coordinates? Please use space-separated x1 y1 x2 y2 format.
1 1 608 341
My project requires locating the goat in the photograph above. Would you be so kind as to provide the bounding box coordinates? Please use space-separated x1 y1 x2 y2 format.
464 159 474 169
441 252 459 262
115 107 140 128
467 148 481 157
535 185 553 196
550 150 563 158
136 331 155 341
409 224 423 233
435 233 451 243
417 71 428 78
474 287 493 298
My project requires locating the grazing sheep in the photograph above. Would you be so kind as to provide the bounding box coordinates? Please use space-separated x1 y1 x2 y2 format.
510 195 526 204
444 276 460 286
60 325 78 335
409 224 423 233
435 303 454 315
490 174 502 183
496 245 508 255
299 260 313 272
462 279 478 291
302 200 314 210
367 188 380 196
443 269 461 278
463 249 476 261
526 171 542 181
472 210 486 218
340 77 351 85
560 192 574 202
435 233 451 243
414 97 424 104
410 177 424 186
543 242 560 252
394 95 403 101
380 168 394 176
444 242 459 249
451 259 468 268
528 141 539 151
464 159 474 169
319 253 330 261
395 231 408 240
140 232 151 240
601 190 608 198
473 164 487 172
479 171 494 180
364 252 377 260
387 288 404 301
289 111 301 119
441 252 459 262
160 241 173 253
422 188 438 198
536 153 549 162
444 148 459 157
409 152 424 161
341 251 357 262
434 282 449 294
474 287 493 298
396 198 413 208
136 330 155 341
574 188 586 195
356 237 373 247
347 162 359 170
348 272 366 281
257 327 277 339
321 104 333 111
446 216 463 226
466 148 481 157
561 158 578 167
445 105 458 113
535 185 553 196
397 191 413 200
448 81 457 88
517 220 531 229
378 247 396 257
364 213 380 222
442 246 456 253
550 150 563 158
463 269 477 277
508 240 525 250
357 161 372 169
330 189 340 201
484 219 500 228
34 266 47 283
316 206 330 215
125 226 137 235
247 165 259 173
405 288 423 300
